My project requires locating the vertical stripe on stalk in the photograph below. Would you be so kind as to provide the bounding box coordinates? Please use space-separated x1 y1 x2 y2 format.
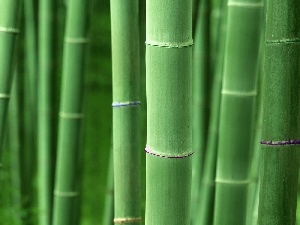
145 0 193 224
0 0 20 157
258 1 300 224
52 0 89 224
110 0 141 223
213 0 262 224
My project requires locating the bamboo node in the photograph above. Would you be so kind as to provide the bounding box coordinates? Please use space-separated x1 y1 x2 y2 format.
145 145 193 159
0 27 20 34
260 139 300 146
64 37 89 44
215 179 251 185
113 217 141 224
112 101 141 107
54 190 79 197
221 90 257 97
266 38 300 45
0 93 10 99
59 112 84 119
145 40 193 48
227 2 264 7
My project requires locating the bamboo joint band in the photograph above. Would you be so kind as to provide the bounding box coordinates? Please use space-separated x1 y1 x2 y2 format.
266 38 300 44
59 112 84 119
54 190 79 197
221 90 257 97
215 179 251 185
145 145 193 159
0 93 10 99
114 217 141 224
64 37 89 44
112 101 141 107
0 27 20 34
260 139 300 146
227 2 264 7
145 40 193 48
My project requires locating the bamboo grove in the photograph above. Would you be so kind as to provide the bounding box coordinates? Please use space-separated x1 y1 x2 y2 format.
1 0 300 225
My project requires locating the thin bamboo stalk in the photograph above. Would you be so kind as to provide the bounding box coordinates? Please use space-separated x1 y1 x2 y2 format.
213 0 262 224
0 0 21 157
145 0 193 224
191 0 210 223
110 0 141 223
52 0 89 224
195 2 227 223
258 1 300 224
37 0 55 223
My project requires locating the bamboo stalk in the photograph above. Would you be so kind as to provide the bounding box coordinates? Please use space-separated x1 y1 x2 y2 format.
37 0 55 223
0 0 21 157
110 0 141 223
258 1 300 224
145 0 193 224
52 0 89 224
191 0 210 223
213 0 262 224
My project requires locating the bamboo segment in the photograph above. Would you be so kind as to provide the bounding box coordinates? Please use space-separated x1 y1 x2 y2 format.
258 1 300 224
0 0 20 157
191 0 210 223
213 0 262 224
145 0 193 224
38 0 54 224
52 1 89 224
110 0 141 223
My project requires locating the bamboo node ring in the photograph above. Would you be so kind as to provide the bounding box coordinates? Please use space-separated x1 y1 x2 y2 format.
0 93 10 99
112 101 141 107
59 112 84 119
260 139 300 146
54 190 79 197
145 40 193 48
113 217 141 224
64 37 89 44
145 145 193 159
215 179 251 185
0 27 20 34
227 2 264 7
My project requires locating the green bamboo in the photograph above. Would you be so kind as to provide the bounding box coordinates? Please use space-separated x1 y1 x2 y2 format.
213 0 262 224
0 0 21 157
145 0 193 224
258 1 300 224
191 0 210 223
37 0 55 223
110 0 141 223
195 1 227 224
52 0 89 224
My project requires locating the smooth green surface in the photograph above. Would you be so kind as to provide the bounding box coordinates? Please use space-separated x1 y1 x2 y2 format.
52 0 89 224
214 1 262 224
37 0 55 224
0 0 20 157
110 0 141 223
258 1 300 223
146 0 193 224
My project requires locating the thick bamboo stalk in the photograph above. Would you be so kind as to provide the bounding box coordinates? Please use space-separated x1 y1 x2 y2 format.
213 0 262 224
110 0 141 223
191 0 210 223
52 0 89 224
37 0 55 223
0 0 21 157
145 0 193 224
258 1 300 224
